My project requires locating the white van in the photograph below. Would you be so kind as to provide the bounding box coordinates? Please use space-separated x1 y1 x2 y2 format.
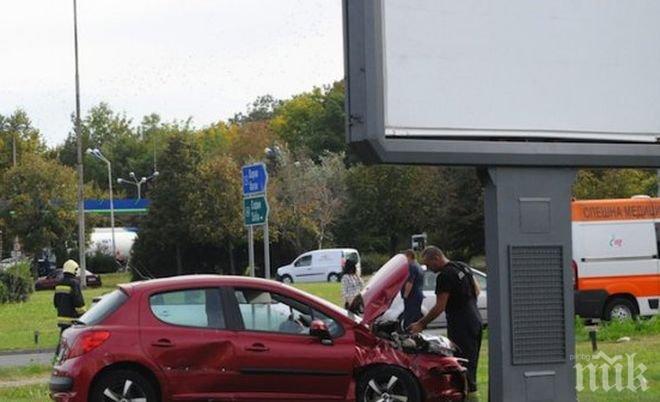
572 197 659 321
276 248 361 284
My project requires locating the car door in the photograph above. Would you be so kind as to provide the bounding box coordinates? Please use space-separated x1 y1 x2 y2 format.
313 251 337 281
139 287 240 401
292 254 314 283
229 286 354 401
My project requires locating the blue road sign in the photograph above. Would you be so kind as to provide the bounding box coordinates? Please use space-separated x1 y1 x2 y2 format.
242 163 268 196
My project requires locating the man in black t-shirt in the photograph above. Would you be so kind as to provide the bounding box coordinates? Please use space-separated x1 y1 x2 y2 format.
410 246 482 397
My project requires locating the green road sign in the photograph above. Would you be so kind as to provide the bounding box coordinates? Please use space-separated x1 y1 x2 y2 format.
244 196 268 226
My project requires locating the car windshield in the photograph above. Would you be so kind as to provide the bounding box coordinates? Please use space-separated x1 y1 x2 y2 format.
79 289 128 325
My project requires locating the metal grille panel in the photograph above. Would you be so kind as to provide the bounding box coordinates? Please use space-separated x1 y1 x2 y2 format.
509 246 566 365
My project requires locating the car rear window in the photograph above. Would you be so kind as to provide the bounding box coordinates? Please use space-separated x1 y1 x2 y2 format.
150 288 225 329
79 289 128 325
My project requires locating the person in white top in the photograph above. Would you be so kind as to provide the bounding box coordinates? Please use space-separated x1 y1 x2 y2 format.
340 259 363 309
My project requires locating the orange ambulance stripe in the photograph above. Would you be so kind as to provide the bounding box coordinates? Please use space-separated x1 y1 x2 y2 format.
572 198 660 222
578 274 659 298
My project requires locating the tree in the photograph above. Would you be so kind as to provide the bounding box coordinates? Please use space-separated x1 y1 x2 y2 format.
429 168 484 261
338 165 423 255
0 110 46 172
573 169 657 199
307 152 348 248
224 121 279 166
229 95 282 125
1 155 78 259
270 82 346 157
186 155 244 274
268 149 318 255
131 133 200 277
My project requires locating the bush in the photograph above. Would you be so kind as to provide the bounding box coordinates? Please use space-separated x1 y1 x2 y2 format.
360 252 393 276
86 250 119 274
0 281 8 303
0 262 34 303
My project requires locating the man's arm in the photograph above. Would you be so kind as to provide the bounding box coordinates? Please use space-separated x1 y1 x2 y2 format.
409 292 449 333
402 281 413 298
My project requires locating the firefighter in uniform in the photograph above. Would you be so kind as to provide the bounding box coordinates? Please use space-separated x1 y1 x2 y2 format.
410 246 483 399
53 260 86 353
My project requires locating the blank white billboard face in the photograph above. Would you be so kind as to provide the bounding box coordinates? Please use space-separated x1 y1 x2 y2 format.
382 0 660 142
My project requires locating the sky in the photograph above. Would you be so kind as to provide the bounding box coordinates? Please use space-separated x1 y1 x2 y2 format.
0 0 344 146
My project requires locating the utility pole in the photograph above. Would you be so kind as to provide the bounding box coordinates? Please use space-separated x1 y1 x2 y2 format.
73 0 86 287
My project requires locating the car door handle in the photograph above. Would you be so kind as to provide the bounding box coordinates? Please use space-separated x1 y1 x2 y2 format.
245 343 269 352
151 338 175 348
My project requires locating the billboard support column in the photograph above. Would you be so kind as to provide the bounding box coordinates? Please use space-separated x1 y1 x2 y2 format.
482 167 577 402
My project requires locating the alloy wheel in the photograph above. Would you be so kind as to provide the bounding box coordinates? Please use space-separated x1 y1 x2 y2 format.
102 379 147 402
364 375 409 402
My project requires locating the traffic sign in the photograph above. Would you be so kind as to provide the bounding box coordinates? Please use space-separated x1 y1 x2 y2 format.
244 196 269 226
242 163 268 196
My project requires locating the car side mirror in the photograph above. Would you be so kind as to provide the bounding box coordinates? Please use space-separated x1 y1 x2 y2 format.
310 320 332 345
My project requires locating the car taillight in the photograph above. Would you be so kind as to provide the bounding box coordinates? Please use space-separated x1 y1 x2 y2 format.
67 331 110 359
572 260 578 290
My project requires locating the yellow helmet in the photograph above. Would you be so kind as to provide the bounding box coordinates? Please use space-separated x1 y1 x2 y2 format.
63 259 79 275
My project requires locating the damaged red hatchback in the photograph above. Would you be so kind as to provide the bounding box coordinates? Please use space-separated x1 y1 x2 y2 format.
50 255 466 402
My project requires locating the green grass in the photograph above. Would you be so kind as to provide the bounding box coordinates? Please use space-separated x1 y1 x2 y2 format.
292 281 344 306
576 316 660 342
0 365 51 402
0 365 51 381
0 383 50 402
0 272 131 351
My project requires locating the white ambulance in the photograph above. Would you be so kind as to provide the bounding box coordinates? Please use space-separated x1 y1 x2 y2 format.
572 196 660 320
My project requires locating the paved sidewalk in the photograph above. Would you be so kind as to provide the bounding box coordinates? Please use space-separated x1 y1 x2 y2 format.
0 351 54 368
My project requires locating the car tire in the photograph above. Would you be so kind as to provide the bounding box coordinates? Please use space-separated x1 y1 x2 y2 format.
603 297 637 321
357 366 421 402
90 369 158 402
281 275 293 284
328 273 340 282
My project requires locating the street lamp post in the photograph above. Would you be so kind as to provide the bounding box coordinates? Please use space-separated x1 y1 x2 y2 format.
73 0 87 287
86 148 116 263
117 171 159 200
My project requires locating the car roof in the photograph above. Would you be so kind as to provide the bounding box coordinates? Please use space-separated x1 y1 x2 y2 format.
120 274 293 294
308 248 357 253
118 274 350 317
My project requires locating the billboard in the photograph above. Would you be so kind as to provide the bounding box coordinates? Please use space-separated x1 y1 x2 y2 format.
344 0 660 166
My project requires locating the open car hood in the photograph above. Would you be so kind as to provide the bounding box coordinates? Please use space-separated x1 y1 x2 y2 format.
360 254 409 326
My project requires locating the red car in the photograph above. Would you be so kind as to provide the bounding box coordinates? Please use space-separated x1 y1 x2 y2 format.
50 255 466 402
35 269 102 291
